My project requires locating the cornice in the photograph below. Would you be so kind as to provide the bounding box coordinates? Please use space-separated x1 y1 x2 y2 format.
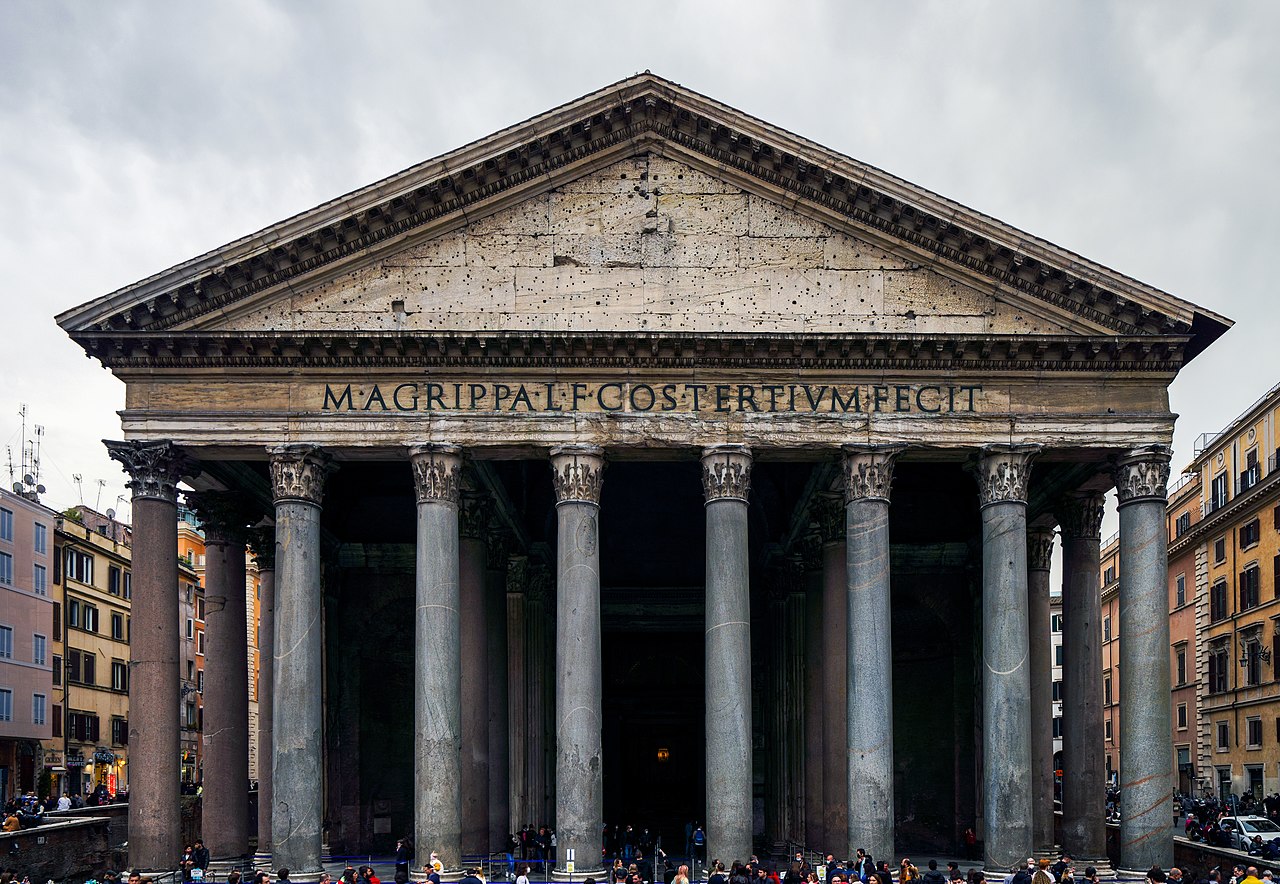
57 75 1228 354
71 330 1189 373
1167 470 1280 557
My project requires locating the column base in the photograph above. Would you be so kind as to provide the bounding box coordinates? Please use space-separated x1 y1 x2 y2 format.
552 868 606 881
253 852 273 871
210 858 254 875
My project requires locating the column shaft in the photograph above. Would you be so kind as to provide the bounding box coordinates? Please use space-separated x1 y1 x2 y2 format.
803 561 825 849
411 444 464 872
107 441 190 873
785 587 807 843
1026 529 1056 854
821 538 848 854
255 560 276 860
974 445 1038 872
843 446 901 862
460 493 491 857
703 445 753 863
506 562 529 832
270 445 331 878
1057 494 1107 863
199 511 251 862
488 538 512 853
1114 448 1174 873
551 445 606 876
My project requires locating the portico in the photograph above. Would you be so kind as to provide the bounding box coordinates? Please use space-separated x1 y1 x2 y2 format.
60 74 1228 878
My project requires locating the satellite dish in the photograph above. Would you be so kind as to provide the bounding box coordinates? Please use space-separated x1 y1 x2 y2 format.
36 485 45 495
106 508 116 520
11 482 21 493
23 474 34 486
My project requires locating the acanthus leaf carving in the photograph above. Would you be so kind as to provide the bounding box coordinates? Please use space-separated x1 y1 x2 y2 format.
1112 445 1172 505
972 443 1041 506
409 443 462 505
106 440 196 504
269 444 334 505
701 444 752 503
550 445 605 505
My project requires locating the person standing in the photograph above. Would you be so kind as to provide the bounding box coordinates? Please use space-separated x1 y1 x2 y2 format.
395 837 414 884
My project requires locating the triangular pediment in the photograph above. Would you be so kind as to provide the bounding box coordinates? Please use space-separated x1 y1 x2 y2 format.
57 72 1230 359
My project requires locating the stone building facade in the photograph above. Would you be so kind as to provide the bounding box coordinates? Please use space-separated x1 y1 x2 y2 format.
56 75 1231 877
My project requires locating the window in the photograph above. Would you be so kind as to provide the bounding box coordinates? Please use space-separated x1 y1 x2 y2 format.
52 654 61 686
1051 614 1063 633
1055 645 1064 665
185 618 193 639
1176 512 1191 537
1218 721 1230 751
1103 616 1112 642
1104 676 1113 706
82 652 95 686
1052 680 1062 701
107 566 120 596
81 604 98 634
52 602 60 641
185 702 197 728
67 598 79 629
1245 640 1264 687
186 660 194 680
111 717 127 746
1178 703 1188 729
0 625 12 659
66 650 80 683
196 630 204 654
0 552 12 586
33 522 46 554
0 507 11 541
51 704 61 738
1052 717 1062 739
1211 580 1229 622
111 660 128 692
110 613 123 641
1248 717 1263 748
1215 537 1227 564
197 669 204 694
67 712 100 742
1104 566 1116 585
1212 473 1229 512
1175 645 1188 686
32 633 45 666
1105 719 1113 741
1209 645 1230 693
1242 452 1262 492
1241 566 1262 611
1176 573 1186 607
32 563 46 596
64 549 93 584
1242 518 1262 549
197 598 205 621
32 693 45 726
122 571 130 600
0 689 10 722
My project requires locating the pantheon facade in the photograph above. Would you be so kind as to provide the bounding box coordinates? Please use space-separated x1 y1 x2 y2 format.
58 75 1229 878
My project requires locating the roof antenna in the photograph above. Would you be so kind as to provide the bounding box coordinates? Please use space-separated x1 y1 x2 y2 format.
95 478 106 511
73 474 84 505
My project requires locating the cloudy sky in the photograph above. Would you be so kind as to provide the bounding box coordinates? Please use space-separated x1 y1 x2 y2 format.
2 0 1277 529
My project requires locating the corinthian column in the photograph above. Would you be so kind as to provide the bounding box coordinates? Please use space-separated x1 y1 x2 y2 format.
1026 526 1056 854
551 445 606 878
702 444 753 865
972 443 1039 872
1055 493 1107 867
250 530 276 869
487 529 512 853
812 492 848 854
1112 447 1174 874
268 444 333 880
843 444 903 862
106 440 193 874
186 491 256 869
410 444 464 873
459 491 492 858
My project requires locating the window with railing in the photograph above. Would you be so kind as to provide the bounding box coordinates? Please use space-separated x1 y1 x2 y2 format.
1211 580 1229 621
1243 638 1264 687
1241 566 1262 610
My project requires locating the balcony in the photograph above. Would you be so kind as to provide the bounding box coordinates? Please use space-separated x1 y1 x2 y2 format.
1238 465 1261 494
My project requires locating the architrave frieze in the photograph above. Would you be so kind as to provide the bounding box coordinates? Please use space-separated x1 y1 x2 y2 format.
58 74 1225 348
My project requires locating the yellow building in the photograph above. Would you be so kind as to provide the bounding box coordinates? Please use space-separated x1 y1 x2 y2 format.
176 510 206 787
54 507 133 796
1171 381 1280 801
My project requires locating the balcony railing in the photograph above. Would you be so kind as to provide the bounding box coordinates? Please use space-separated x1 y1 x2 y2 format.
1238 465 1261 494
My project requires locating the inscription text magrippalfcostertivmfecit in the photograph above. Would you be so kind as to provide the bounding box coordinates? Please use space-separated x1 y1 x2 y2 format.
319 380 986 415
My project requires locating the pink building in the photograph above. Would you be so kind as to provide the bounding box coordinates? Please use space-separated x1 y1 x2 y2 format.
0 487 57 800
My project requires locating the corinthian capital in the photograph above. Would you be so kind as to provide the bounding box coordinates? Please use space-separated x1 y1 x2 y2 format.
701 445 752 503
185 490 259 544
842 444 904 503
409 444 462 505
269 444 334 505
1111 445 1172 505
810 492 845 544
551 445 606 505
1027 527 1056 572
459 490 493 539
1056 492 1106 540
972 443 1041 506
106 440 195 504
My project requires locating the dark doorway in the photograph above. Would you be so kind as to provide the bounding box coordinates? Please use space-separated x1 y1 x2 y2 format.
602 631 706 856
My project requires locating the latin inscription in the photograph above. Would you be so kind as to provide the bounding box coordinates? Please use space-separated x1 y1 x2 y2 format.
319 381 985 415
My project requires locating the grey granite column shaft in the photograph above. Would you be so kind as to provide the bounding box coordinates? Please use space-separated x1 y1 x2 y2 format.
460 492 491 858
506 558 529 832
843 445 903 862
188 492 255 865
551 445 606 877
253 542 276 865
814 494 848 854
802 553 825 849
487 533 512 852
702 445 753 864
526 569 550 826
269 444 333 879
1026 527 1056 855
785 582 807 842
411 444 464 872
973 444 1039 872
106 441 192 873
1056 493 1107 863
1113 447 1174 874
